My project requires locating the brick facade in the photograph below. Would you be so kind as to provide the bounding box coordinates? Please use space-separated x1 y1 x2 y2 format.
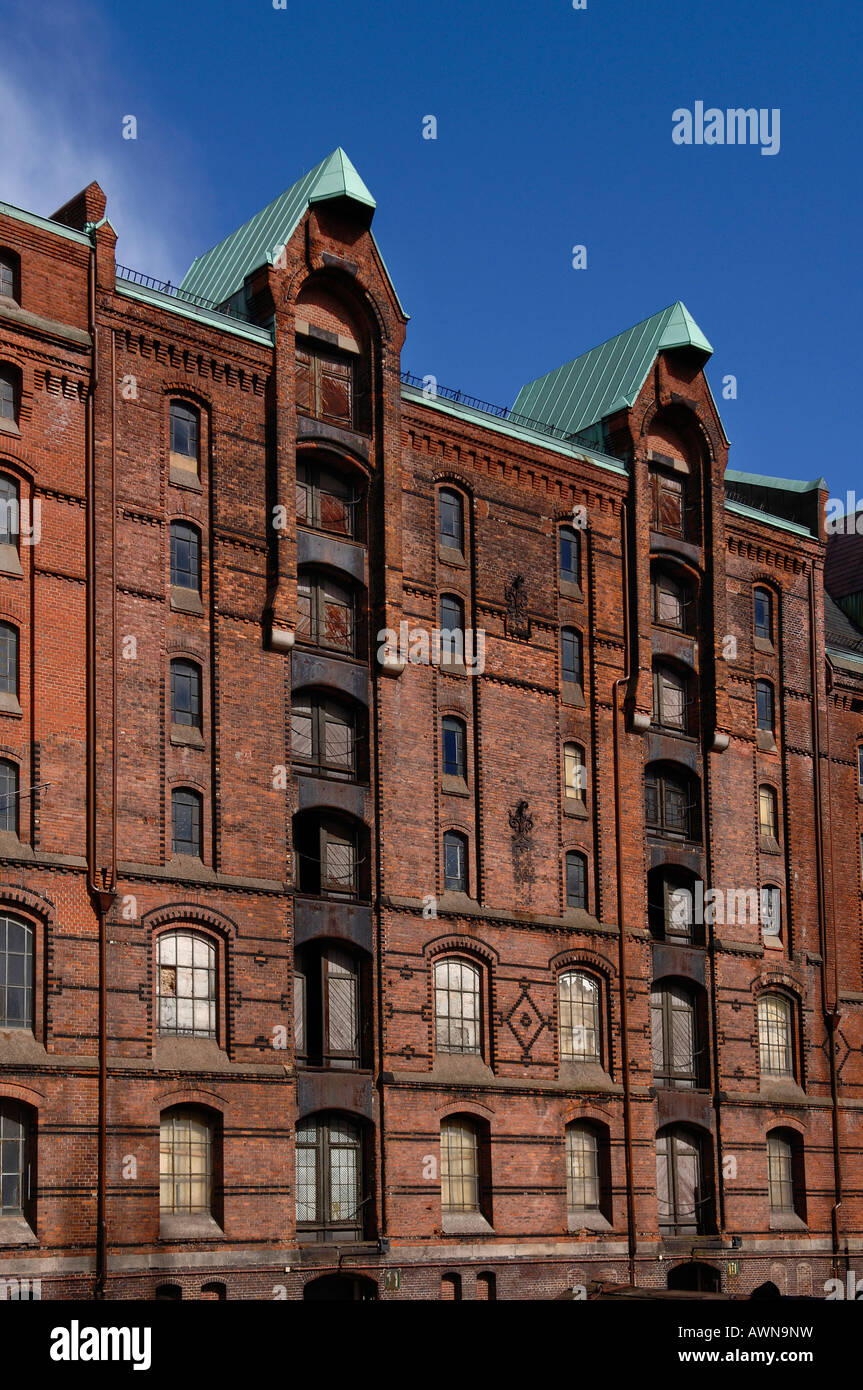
0 156 860 1301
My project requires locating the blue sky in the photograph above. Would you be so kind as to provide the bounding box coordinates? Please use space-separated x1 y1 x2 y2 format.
4 0 860 495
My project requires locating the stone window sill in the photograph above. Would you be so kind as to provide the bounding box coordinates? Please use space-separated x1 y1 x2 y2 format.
159 1213 223 1242
170 458 202 491
441 1211 493 1236
0 419 20 438
166 855 214 881
757 730 778 753
0 691 22 716
567 1209 612 1233
760 835 782 855
559 580 583 601
0 1215 37 1245
564 796 588 818
441 775 470 798
562 682 585 708
170 724 204 748
769 1212 807 1232
0 831 30 859
438 546 466 568
754 636 775 655
0 543 22 577
170 586 204 615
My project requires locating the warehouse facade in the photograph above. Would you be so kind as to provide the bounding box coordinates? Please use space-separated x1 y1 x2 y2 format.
0 150 861 1300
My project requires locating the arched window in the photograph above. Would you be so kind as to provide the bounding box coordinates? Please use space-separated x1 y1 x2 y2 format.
652 662 690 733
0 474 20 553
0 914 33 1029
440 1116 481 1213
170 659 202 731
559 525 581 588
438 488 464 553
563 743 586 805
157 930 216 1038
291 692 356 780
297 570 356 656
171 788 202 859
652 566 691 632
754 587 773 643
559 971 600 1062
169 401 199 472
154 1283 182 1300
294 944 362 1068
434 958 481 1055
476 1272 496 1300
758 993 794 1078
296 457 361 539
651 981 704 1089
159 1106 215 1217
294 811 364 900
645 763 699 840
756 679 775 735
295 1114 364 1242
0 759 18 836
561 628 583 689
443 830 468 893
0 1101 32 1217
767 1129 804 1219
442 715 467 781
759 784 778 842
0 621 18 698
200 1282 226 1300
655 1126 710 1235
0 251 19 302
566 1123 603 1213
760 885 782 942
170 521 201 593
565 851 587 910
440 1273 462 1300
0 365 19 424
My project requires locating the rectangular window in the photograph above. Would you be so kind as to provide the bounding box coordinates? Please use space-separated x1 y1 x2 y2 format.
444 833 467 892
561 630 582 687
296 345 355 429
759 786 777 839
756 682 774 732
442 718 465 779
566 854 586 910
651 471 684 537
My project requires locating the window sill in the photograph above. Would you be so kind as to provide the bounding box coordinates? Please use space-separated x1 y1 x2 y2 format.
170 586 204 615
0 419 20 438
564 796 589 819
0 1215 37 1246
0 543 23 577
159 1214 223 1242
754 636 775 655
0 831 30 859
441 1212 494 1236
170 724 205 748
438 890 479 913
769 1212 807 1232
0 1027 46 1063
760 1077 806 1103
153 1037 227 1070
169 458 202 490
438 546 466 568
559 1060 615 1091
757 731 778 753
562 682 585 708
759 835 782 855
559 580 583 601
166 855 214 881
567 1209 612 1234
0 691 22 716
441 775 471 798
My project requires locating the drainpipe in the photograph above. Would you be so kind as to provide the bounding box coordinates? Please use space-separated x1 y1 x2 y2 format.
611 501 637 1284
809 566 843 1271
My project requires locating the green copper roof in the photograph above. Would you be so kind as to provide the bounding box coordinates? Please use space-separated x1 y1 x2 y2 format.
512 302 713 438
181 148 376 307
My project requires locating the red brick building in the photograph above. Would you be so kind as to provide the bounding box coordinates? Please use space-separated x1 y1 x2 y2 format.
0 149 861 1301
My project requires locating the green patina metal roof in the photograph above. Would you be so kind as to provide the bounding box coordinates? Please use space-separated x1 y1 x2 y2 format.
512 302 713 438
180 148 377 307
724 468 827 494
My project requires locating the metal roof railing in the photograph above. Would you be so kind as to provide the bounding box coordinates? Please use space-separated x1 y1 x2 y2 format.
399 370 630 464
115 265 254 323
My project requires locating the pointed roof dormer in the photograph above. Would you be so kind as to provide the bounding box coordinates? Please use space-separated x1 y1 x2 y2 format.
180 148 377 307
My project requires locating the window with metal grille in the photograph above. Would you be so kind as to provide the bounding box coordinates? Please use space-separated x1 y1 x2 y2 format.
756 679 774 733
296 570 356 655
442 716 466 780
0 622 18 696
652 664 689 732
0 915 32 1029
651 981 703 1089
565 851 587 910
170 522 201 591
0 1102 29 1216
559 525 580 587
758 993 794 1077
296 458 360 538
157 931 216 1038
159 1107 214 1215
656 1126 708 1235
291 692 356 779
440 1117 480 1212
443 830 468 892
434 958 481 1055
561 628 582 687
438 488 464 552
559 971 600 1062
566 1123 600 1211
754 587 773 641
0 253 17 301
170 659 202 730
564 743 586 803
171 788 202 858
169 401 199 462
295 814 361 899
0 366 18 423
295 1115 363 1242
645 765 697 840
0 759 18 835
296 344 355 429
0 474 19 548
759 784 778 840
767 1130 801 1215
